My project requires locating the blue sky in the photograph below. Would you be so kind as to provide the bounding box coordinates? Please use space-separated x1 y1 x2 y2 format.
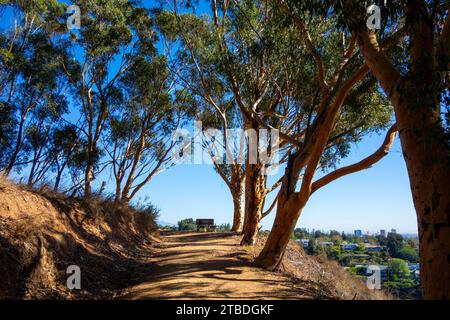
1 1 418 235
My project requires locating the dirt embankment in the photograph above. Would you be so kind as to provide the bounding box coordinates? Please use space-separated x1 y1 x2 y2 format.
251 237 390 300
0 178 158 299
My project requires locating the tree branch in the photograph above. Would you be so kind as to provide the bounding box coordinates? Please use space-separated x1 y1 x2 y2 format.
260 194 279 221
280 0 328 89
356 30 401 98
265 176 283 194
310 123 398 194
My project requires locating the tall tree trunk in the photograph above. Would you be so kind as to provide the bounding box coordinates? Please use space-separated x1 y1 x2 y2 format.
84 156 93 197
254 123 398 270
240 164 266 245
120 136 145 204
54 167 62 192
357 26 450 298
120 180 133 205
27 153 38 186
114 179 122 204
254 194 304 270
254 157 303 269
396 96 450 299
3 113 26 176
231 179 245 233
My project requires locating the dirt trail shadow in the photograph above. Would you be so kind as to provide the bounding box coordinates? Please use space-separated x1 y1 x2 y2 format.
121 232 326 300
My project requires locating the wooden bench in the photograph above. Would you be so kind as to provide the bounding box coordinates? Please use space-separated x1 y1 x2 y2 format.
196 219 217 232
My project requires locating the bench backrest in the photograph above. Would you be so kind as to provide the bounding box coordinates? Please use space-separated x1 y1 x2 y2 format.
196 219 214 226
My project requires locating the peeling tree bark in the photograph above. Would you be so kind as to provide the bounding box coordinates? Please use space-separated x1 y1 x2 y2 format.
241 164 266 245
254 158 302 269
231 177 245 232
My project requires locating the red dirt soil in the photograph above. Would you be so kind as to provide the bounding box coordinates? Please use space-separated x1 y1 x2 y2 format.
120 232 388 300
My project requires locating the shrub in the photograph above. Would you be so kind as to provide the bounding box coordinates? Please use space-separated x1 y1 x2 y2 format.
177 218 196 231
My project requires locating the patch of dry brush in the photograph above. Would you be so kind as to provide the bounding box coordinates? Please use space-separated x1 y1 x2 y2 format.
251 236 390 300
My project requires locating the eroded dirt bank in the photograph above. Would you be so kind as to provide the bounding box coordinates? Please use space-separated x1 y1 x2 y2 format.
0 178 158 299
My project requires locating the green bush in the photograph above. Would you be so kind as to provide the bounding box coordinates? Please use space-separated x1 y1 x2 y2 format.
398 246 419 262
388 258 410 281
177 218 196 231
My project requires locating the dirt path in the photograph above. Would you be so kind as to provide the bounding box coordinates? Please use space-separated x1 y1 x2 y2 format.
121 232 315 300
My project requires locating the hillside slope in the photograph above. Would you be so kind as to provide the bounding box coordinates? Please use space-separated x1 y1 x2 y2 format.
0 178 158 299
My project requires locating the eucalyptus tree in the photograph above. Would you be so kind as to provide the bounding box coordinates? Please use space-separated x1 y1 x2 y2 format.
61 0 155 196
106 54 193 205
156 2 290 244
49 124 82 192
247 2 396 270
200 105 247 232
329 0 450 299
24 96 68 187
0 0 66 99
0 0 69 176
155 7 248 234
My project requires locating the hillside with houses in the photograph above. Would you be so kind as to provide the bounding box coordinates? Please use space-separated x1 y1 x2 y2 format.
292 228 421 298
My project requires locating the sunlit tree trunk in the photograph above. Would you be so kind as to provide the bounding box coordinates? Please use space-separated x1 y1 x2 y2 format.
255 121 397 270
254 159 303 269
355 10 450 296
255 197 304 270
231 178 245 232
240 164 266 245
84 164 93 197
393 91 450 299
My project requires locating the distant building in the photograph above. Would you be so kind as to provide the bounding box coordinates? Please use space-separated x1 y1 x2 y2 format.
341 243 358 251
319 241 334 248
380 229 386 237
354 230 362 237
364 265 389 282
297 239 310 247
408 263 420 272
365 245 385 252
391 229 397 234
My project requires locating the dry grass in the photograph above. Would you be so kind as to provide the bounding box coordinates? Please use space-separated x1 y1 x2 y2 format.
0 177 159 299
249 236 391 300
